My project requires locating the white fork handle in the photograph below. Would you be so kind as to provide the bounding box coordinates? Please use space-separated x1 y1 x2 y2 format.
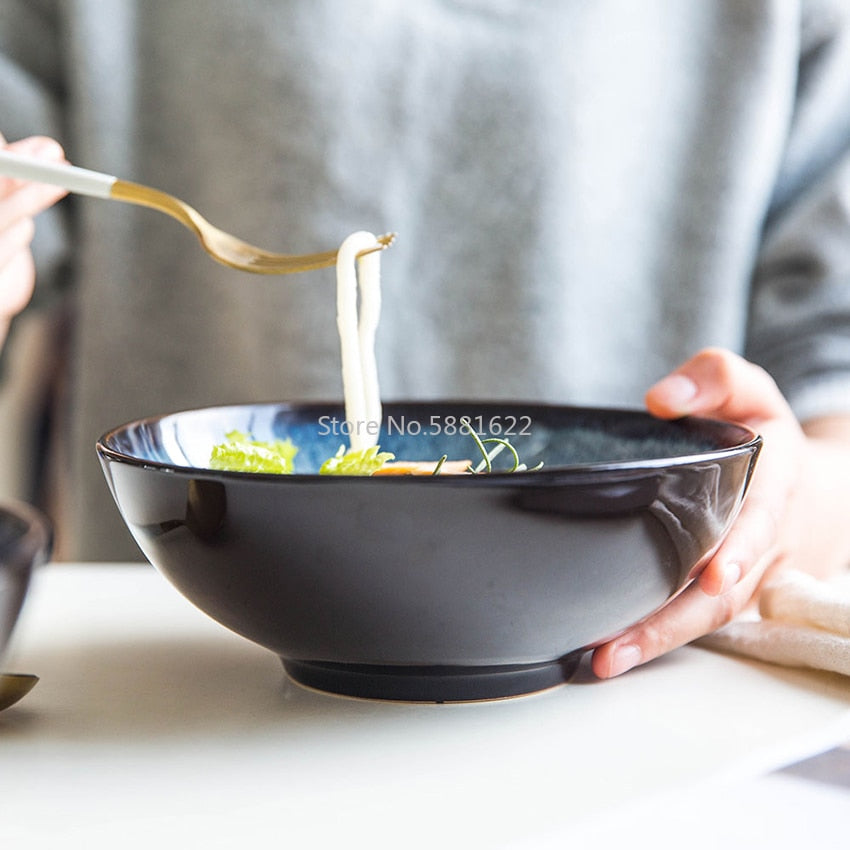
0 149 116 199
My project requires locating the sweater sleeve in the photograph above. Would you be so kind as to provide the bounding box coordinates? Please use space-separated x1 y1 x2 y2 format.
0 0 69 307
746 0 850 422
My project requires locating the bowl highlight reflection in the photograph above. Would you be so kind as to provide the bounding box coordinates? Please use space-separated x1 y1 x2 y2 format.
97 401 761 702
0 501 52 663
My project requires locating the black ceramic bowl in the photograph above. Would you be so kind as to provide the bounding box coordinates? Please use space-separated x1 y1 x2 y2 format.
0 501 52 661
97 401 761 702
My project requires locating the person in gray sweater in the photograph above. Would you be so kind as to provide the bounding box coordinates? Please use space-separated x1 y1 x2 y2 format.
1 0 849 678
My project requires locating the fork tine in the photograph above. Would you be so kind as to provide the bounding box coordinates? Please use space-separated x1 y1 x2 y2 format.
240 248 339 272
355 232 397 260
247 233 396 271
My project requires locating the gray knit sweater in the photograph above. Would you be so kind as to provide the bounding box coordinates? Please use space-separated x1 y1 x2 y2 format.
2 0 850 560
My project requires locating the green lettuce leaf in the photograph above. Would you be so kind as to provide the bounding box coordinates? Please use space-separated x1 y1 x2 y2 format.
209 430 298 474
319 444 395 475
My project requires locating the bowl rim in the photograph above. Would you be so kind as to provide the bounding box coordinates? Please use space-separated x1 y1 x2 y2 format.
95 399 763 482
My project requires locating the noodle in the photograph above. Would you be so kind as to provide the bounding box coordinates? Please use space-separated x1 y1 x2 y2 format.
336 232 383 451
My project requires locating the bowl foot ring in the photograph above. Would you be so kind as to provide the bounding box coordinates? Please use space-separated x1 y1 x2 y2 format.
282 653 584 703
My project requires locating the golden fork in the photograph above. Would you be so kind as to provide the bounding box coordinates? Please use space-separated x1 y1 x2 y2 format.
0 149 394 273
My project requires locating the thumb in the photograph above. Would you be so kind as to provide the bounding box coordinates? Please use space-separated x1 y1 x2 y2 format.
645 347 793 425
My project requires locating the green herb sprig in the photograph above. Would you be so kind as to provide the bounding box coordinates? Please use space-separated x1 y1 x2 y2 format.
459 417 543 474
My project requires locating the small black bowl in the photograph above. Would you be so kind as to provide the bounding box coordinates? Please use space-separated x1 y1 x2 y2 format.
97 401 761 702
0 501 52 660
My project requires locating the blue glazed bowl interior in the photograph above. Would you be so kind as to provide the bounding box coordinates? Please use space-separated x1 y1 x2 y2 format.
102 400 753 476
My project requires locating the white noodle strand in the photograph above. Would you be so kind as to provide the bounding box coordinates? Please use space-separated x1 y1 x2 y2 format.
358 248 382 437
336 231 383 451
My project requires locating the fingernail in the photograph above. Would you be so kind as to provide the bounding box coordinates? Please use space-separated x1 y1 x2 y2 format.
607 644 642 678
19 137 64 160
652 374 698 414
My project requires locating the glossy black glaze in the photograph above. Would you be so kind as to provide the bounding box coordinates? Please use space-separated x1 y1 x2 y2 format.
0 501 52 660
97 401 761 701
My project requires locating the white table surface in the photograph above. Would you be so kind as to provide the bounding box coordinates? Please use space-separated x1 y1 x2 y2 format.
3 563 850 849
